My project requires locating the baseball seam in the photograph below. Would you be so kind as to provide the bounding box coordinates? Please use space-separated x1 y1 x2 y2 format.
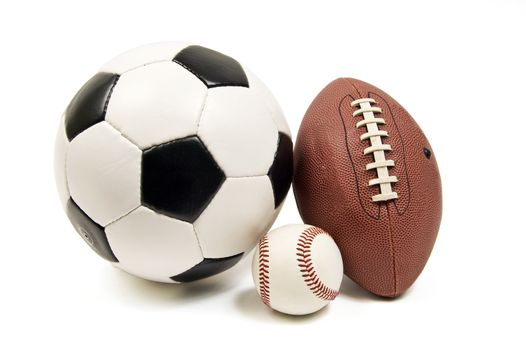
296 227 339 301
258 235 271 306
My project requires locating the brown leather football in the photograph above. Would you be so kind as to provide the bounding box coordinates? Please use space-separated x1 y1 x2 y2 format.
293 78 442 297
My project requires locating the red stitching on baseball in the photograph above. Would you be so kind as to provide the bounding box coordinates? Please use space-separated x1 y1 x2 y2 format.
258 235 271 306
296 227 339 301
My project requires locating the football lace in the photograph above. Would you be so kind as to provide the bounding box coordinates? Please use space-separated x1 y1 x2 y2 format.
351 98 398 202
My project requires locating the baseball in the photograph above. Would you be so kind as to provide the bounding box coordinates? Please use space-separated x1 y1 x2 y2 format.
251 224 343 315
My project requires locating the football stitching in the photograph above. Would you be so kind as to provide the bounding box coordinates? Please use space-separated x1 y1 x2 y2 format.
369 92 411 215
351 97 398 202
386 205 399 296
296 227 339 301
258 235 271 306
338 94 381 220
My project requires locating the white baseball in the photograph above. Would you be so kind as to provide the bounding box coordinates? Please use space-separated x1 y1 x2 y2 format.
251 224 344 315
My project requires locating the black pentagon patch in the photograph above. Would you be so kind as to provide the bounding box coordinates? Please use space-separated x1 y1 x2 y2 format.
141 136 225 223
65 72 119 141
170 253 244 283
268 132 293 208
66 198 118 262
173 45 249 88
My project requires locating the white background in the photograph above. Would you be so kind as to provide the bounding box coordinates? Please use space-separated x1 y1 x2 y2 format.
1 0 525 349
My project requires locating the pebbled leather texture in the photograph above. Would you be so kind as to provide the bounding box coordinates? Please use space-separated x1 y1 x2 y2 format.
293 78 442 297
141 136 225 223
170 253 244 282
173 45 249 88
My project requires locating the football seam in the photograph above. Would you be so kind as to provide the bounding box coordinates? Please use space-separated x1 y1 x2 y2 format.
258 235 271 306
352 86 399 295
337 93 397 293
386 205 398 296
296 227 339 301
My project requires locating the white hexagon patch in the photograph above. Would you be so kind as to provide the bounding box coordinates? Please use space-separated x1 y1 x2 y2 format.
105 206 203 283
245 68 291 137
198 87 279 177
66 121 141 226
194 176 275 258
99 41 191 75
106 61 207 150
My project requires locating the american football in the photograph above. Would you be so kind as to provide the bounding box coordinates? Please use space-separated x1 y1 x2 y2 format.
293 78 442 297
54 42 293 283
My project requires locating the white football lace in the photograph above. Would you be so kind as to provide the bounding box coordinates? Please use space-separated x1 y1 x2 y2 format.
351 98 398 202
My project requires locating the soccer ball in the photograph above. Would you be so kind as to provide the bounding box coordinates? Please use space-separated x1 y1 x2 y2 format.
54 42 292 283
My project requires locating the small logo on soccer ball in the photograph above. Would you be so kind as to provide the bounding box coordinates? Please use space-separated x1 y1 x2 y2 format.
78 228 94 246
